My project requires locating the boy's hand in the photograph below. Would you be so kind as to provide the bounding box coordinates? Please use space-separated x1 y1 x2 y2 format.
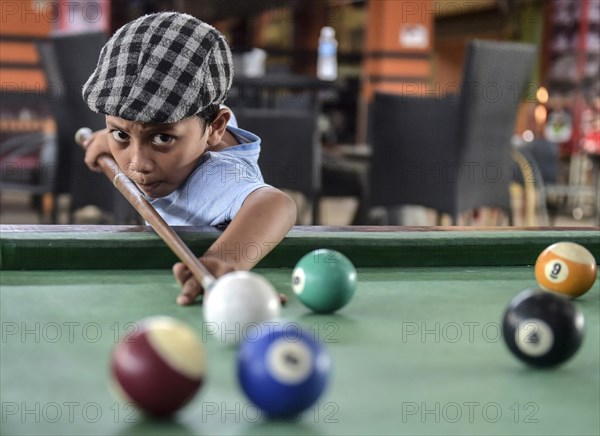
81 128 110 172
172 257 235 306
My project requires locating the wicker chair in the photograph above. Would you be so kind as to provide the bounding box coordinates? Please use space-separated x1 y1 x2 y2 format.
369 40 538 225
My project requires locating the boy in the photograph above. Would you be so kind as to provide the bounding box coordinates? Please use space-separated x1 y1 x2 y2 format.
81 12 297 305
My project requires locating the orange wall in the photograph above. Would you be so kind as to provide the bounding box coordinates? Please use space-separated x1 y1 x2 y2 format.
0 0 52 35
361 0 434 101
357 0 434 141
0 0 52 92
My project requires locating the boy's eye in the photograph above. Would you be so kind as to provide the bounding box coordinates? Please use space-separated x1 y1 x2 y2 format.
111 130 129 142
153 133 173 145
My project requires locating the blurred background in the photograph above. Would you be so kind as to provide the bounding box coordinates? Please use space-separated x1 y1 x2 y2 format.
1 0 599 226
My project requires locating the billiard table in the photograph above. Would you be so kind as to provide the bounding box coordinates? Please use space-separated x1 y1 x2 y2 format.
1 224 599 435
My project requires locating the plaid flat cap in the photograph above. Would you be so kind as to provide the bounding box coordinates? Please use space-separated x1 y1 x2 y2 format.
82 12 233 123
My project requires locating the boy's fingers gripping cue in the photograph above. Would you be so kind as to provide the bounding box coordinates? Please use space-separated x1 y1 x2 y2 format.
75 127 101 173
76 128 99 171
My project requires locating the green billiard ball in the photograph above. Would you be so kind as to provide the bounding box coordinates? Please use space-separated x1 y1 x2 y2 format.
291 249 357 313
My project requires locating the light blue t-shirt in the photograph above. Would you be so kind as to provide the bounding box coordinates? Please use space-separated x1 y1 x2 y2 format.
148 124 270 228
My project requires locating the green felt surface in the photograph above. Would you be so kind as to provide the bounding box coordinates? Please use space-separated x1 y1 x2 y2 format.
1 265 599 435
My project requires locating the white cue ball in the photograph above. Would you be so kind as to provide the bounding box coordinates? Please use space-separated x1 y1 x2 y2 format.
203 271 281 345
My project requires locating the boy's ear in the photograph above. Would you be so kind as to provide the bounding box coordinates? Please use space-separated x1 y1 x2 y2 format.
207 108 231 144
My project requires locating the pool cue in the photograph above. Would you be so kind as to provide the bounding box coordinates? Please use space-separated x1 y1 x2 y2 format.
75 127 216 291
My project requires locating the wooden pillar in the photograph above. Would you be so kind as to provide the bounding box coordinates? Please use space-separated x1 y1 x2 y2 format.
357 0 434 142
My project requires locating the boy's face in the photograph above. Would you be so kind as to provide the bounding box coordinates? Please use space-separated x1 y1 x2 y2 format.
105 115 209 198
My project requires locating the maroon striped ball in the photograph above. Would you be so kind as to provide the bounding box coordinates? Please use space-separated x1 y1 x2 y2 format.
111 317 206 417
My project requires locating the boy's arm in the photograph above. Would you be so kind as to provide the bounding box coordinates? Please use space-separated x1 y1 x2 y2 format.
173 187 297 305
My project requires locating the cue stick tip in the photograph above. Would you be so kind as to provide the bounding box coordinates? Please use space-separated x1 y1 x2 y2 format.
279 293 288 306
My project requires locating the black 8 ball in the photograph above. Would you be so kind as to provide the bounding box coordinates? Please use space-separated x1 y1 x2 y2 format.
502 289 585 368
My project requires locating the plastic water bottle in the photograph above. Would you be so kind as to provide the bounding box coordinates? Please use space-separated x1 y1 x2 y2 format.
317 26 338 81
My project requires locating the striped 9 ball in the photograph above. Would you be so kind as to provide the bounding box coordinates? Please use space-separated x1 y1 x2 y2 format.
534 242 597 298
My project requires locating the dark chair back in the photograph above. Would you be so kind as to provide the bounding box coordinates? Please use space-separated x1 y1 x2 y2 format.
370 93 460 217
233 108 321 223
36 32 138 222
455 40 538 217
